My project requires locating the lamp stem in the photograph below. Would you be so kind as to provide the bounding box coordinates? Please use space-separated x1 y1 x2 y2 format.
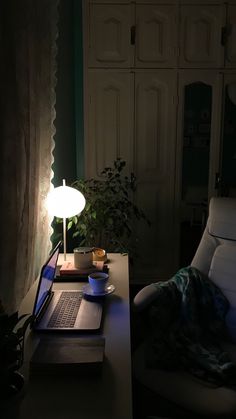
63 216 66 261
62 179 67 260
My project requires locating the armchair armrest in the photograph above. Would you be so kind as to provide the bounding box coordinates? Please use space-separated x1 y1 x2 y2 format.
133 284 160 312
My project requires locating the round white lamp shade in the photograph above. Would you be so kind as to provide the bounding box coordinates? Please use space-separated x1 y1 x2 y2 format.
47 185 86 218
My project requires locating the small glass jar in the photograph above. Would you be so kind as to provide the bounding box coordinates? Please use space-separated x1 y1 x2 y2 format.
73 247 93 269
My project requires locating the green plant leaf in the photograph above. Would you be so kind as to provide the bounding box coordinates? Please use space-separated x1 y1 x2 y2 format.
67 220 73 230
53 158 150 257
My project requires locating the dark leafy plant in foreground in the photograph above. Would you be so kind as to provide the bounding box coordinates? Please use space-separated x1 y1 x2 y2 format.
0 301 32 398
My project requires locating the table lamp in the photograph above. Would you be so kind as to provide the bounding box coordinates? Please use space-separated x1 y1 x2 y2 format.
47 179 86 260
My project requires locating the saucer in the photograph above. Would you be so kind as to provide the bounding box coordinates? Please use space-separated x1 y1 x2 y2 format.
82 283 115 297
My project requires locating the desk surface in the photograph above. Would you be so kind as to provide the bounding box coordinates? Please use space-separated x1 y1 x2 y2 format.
15 253 132 419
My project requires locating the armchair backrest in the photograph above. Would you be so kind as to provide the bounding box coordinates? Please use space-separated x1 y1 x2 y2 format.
191 197 236 342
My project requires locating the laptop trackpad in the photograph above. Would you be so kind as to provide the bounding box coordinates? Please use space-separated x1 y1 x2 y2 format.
75 299 102 330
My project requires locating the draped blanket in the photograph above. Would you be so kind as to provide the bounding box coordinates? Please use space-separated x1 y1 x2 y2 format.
146 266 236 385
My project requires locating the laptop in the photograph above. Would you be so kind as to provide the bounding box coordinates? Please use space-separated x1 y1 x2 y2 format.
31 242 103 331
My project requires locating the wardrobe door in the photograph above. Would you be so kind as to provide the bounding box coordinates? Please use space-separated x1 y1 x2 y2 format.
88 4 134 68
225 5 236 68
179 5 225 68
176 70 223 265
135 4 178 68
134 70 178 280
86 70 134 177
220 73 236 196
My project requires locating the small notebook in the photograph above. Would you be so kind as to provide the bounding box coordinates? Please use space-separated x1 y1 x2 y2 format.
30 336 105 377
59 261 108 275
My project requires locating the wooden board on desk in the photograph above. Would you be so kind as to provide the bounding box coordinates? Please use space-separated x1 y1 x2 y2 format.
30 336 105 376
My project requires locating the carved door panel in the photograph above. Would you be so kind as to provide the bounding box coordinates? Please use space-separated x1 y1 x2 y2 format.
225 5 236 68
88 4 134 68
134 70 178 280
86 70 134 177
135 4 178 68
179 5 225 68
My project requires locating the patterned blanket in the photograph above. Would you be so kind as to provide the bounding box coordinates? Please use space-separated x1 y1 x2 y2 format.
146 266 236 385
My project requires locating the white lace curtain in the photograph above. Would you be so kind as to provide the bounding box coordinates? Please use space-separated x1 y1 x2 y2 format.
0 0 59 313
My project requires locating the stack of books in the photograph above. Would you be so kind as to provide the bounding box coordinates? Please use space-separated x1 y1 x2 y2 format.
55 260 109 282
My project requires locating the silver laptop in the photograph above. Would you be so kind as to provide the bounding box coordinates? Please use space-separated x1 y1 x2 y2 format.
31 242 103 331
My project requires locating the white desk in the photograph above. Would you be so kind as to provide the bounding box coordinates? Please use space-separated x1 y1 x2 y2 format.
14 253 132 419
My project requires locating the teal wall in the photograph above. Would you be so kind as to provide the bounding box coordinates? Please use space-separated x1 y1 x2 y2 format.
53 0 83 187
52 0 83 251
74 0 84 180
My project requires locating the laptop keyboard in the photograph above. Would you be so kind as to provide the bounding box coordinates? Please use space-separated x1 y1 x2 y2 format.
47 291 83 328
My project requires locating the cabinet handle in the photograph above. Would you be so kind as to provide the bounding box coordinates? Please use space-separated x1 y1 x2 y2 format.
131 25 136 45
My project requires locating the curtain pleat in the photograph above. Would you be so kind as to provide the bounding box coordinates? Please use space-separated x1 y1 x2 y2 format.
0 0 59 313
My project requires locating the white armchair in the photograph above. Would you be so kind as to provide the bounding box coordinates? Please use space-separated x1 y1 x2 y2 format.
133 198 236 418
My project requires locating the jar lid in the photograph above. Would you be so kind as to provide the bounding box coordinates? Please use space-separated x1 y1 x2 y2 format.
93 248 106 257
74 247 93 254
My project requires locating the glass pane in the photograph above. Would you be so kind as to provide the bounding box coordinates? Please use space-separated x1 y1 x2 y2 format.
182 82 212 209
180 82 212 266
221 83 236 196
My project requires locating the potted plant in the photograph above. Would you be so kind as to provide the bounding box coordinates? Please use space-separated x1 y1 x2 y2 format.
56 158 150 259
0 301 32 399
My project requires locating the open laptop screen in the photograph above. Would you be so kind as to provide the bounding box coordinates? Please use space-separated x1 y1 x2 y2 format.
33 242 61 317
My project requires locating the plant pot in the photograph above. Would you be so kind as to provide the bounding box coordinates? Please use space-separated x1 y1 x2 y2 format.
1 371 25 418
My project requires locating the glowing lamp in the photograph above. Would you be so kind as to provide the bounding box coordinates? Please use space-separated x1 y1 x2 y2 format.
47 179 86 260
